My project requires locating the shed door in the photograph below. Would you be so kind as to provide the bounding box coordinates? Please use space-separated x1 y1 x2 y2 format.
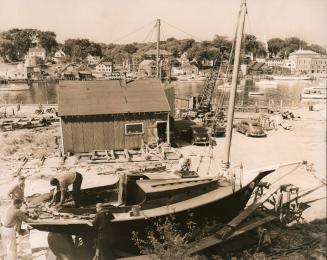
114 120 125 150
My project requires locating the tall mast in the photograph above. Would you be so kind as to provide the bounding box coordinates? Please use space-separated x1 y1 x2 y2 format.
156 18 161 78
222 0 247 172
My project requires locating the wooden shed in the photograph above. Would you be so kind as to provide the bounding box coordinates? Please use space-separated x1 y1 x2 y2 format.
58 79 172 154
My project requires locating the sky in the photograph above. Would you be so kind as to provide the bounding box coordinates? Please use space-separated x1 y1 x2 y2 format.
1 0 327 47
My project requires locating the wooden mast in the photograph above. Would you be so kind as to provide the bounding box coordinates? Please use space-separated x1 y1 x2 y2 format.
156 19 161 79
221 0 247 174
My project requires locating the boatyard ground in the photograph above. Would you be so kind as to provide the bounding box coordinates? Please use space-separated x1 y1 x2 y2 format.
0 102 326 258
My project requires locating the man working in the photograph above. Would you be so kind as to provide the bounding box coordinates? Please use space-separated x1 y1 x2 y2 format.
49 171 83 208
8 176 25 202
1 199 34 260
92 203 115 260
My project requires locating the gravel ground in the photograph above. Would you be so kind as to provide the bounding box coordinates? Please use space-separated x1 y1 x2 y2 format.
0 101 325 257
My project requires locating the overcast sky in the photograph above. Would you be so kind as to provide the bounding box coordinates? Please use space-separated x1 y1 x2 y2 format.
1 0 327 47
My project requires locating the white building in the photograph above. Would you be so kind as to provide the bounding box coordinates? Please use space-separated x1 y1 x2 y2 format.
283 59 296 72
86 54 101 65
0 63 27 80
95 62 113 75
54 50 66 58
266 58 284 67
25 47 46 60
288 49 320 74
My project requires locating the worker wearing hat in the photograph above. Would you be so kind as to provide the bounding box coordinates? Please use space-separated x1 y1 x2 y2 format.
92 203 115 260
8 176 25 202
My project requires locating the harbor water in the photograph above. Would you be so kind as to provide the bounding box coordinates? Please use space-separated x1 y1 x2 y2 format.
0 80 321 107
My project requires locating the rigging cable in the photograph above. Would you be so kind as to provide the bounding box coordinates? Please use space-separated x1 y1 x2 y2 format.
161 20 203 41
111 20 156 43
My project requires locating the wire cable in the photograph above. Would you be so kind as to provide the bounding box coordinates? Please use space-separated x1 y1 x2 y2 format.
161 20 203 41
111 20 156 44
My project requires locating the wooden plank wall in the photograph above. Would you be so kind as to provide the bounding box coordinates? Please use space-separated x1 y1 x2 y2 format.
61 113 168 153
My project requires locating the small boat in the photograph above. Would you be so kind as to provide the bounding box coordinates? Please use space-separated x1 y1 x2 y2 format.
256 80 277 87
301 87 327 99
271 75 312 81
0 84 30 91
177 75 207 82
249 91 264 96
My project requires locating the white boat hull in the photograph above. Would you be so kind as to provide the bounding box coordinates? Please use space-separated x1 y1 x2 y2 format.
0 85 30 91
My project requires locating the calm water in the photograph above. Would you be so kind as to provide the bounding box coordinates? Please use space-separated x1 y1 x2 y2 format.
0 80 318 107
173 80 316 108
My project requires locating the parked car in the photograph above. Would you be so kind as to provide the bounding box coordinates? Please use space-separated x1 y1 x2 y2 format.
185 125 210 145
212 123 226 137
236 120 266 137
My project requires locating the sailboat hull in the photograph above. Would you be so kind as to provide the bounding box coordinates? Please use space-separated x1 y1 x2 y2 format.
29 170 272 251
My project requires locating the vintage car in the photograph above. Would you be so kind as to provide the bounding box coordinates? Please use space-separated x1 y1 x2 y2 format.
185 125 210 145
236 119 266 137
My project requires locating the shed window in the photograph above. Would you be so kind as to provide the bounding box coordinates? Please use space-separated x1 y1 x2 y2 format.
125 123 144 135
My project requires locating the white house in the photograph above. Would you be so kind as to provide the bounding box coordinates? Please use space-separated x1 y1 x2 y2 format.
54 50 66 58
25 47 46 60
86 54 101 65
283 59 296 72
0 63 27 80
266 58 284 67
95 62 113 75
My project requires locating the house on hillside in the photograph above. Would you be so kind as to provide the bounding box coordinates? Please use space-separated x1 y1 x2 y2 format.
144 49 172 60
55 50 66 58
85 54 101 65
95 62 113 76
138 60 157 77
266 58 284 67
25 47 46 60
0 63 27 80
54 49 66 63
58 79 172 154
246 61 272 75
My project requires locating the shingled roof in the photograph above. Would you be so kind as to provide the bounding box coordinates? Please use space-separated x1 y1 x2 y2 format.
58 79 171 116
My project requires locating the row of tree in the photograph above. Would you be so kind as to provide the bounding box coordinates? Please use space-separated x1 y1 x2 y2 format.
0 29 58 61
268 37 327 58
0 28 326 66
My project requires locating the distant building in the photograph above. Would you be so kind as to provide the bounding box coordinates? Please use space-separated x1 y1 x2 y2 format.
53 49 66 63
144 49 172 60
283 59 296 72
181 63 199 75
54 50 66 58
95 62 113 76
179 52 190 65
58 79 172 153
0 63 27 80
85 54 101 65
255 58 266 63
266 58 284 67
246 61 272 75
25 47 46 60
289 49 320 74
310 56 327 77
201 58 214 68
138 60 157 77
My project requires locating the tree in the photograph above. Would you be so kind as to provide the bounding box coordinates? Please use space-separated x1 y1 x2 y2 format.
212 35 233 54
180 39 195 53
267 38 284 57
123 44 138 54
283 37 308 57
39 31 58 54
309 44 327 55
0 41 17 61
